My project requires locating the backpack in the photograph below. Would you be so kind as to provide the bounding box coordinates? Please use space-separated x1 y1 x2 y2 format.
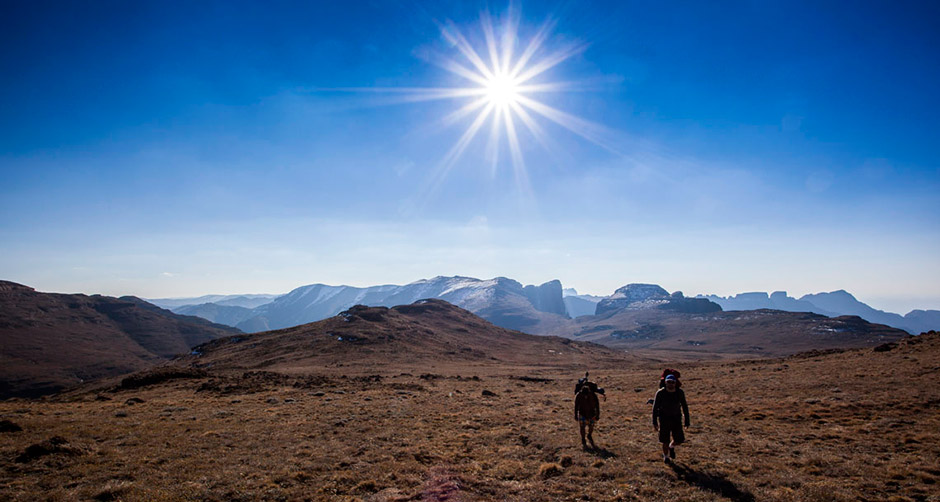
575 377 598 395
659 368 682 389
575 373 605 397
576 370 600 392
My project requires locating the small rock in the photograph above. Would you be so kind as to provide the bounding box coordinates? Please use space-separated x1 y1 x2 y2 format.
633 387 644 393
266 397 279 404
230 399 241 404
95 395 111 401
482 390 497 397
333 390 346 395
124 397 145 405
114 411 128 418
873 342 897 352
284 398 296 403
310 391 326 397
213 410 234 418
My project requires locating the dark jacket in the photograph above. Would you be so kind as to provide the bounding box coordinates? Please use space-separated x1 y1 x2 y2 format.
575 389 600 420
652 388 689 426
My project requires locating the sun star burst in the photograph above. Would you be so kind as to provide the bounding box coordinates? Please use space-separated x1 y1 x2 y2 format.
325 8 616 198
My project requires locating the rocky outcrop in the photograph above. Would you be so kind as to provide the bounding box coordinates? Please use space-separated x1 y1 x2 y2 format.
522 280 568 317
595 284 721 316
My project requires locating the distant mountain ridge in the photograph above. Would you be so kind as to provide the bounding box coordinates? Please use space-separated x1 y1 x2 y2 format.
148 294 280 310
562 288 604 318
225 276 570 333
154 278 939 335
175 303 256 327
701 290 939 334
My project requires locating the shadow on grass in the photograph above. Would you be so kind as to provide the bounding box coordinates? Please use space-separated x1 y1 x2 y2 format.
584 446 618 459
669 463 755 502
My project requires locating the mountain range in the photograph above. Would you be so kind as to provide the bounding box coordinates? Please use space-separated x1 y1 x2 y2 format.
700 290 940 335
0 279 915 398
153 277 940 335
154 276 570 334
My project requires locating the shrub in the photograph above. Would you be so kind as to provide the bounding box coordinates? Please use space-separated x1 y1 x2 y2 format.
539 462 564 478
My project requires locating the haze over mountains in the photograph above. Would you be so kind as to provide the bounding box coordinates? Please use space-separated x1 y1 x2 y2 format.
151 276 940 335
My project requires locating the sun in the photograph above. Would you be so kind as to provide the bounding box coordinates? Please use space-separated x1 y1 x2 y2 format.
484 72 521 108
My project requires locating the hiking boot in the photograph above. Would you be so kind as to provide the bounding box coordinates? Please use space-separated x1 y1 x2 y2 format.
663 455 670 463
669 447 676 459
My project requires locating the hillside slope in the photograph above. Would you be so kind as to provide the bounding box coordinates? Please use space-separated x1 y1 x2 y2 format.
0 281 239 398
555 308 909 358
186 299 623 374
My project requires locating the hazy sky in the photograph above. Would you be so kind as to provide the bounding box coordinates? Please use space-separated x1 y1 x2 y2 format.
2 1 938 314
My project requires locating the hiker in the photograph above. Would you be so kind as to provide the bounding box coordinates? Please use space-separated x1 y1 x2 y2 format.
574 374 604 449
652 373 690 463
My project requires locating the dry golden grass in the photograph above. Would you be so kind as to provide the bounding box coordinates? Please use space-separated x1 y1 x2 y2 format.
2 333 939 501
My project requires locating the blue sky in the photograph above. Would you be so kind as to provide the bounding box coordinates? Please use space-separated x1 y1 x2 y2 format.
1 1 938 313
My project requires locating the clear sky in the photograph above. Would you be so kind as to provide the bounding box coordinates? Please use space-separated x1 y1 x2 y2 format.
1 1 938 314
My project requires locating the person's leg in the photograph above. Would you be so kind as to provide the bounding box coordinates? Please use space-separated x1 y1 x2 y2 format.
587 419 596 448
669 423 685 458
659 424 671 461
579 420 587 446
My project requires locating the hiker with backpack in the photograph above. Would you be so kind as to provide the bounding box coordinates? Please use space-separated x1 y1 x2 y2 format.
652 371 690 463
574 372 605 449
